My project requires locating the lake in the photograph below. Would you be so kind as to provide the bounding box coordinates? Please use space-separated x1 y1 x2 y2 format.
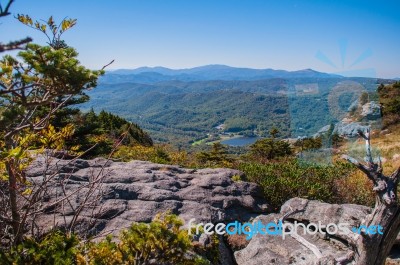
221 137 259 147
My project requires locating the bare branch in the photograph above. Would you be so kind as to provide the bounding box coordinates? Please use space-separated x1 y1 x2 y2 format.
0 0 14 17
290 232 323 259
335 251 355 264
390 167 400 183
0 37 32 52
341 155 372 177
101 59 114 71
279 207 305 224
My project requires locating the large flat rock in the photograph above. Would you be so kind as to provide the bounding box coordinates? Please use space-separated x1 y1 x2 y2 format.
27 156 270 237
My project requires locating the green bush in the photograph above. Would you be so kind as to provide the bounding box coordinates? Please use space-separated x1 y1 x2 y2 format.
378 82 400 128
249 138 293 162
84 212 210 264
294 137 322 151
117 213 193 264
0 213 212 265
0 231 81 265
196 142 233 168
239 158 354 210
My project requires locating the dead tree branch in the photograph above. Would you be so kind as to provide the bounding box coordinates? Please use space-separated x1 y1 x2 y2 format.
341 126 400 264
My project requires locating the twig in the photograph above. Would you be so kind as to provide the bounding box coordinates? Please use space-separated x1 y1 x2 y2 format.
290 232 323 259
101 59 114 71
0 37 32 52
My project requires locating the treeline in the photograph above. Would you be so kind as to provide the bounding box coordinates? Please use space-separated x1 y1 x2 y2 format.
379 81 400 128
47 96 153 158
82 77 381 148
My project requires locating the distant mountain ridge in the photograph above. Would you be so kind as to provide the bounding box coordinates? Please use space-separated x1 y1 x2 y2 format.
101 65 342 84
87 65 396 147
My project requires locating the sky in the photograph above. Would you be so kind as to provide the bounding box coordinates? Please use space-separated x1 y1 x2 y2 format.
1 0 400 78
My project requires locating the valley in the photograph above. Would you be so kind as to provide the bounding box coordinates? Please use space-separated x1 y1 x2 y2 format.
82 65 387 148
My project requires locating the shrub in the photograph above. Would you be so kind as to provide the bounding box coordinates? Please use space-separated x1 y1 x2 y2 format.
1 214 212 265
334 168 375 206
231 174 242 182
294 137 322 151
196 142 233 168
249 138 293 162
239 158 354 210
378 82 400 128
117 213 192 264
113 144 189 165
0 231 81 265
83 212 209 265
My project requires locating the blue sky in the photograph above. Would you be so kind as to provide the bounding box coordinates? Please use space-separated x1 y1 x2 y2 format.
1 0 399 78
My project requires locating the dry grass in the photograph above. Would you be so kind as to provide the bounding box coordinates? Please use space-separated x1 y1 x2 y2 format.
334 125 400 206
339 125 400 173
225 234 249 251
334 169 375 206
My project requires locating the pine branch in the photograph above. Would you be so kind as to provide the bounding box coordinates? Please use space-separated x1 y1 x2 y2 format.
0 37 32 52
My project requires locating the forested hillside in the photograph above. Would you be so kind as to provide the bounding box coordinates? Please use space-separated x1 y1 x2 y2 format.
82 73 387 147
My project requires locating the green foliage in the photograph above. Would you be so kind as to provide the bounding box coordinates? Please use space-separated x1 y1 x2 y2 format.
191 234 219 265
52 109 153 158
249 138 293 161
1 214 212 264
0 43 103 134
113 144 190 165
239 159 354 210
81 235 122 265
269 127 279 138
294 137 322 151
359 91 369 105
82 84 293 148
378 82 400 128
196 142 233 167
231 174 242 182
117 213 193 264
0 15 105 246
0 231 80 265
84 213 210 264
17 14 76 48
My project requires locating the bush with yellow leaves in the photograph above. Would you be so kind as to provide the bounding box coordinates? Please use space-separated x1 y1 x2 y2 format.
0 213 212 265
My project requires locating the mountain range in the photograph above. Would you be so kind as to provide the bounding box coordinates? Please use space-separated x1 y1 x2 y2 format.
84 65 393 148
101 65 342 84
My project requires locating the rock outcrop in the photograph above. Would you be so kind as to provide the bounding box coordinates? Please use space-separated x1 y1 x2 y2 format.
314 101 382 138
27 155 270 237
360 101 381 120
234 197 371 265
333 121 369 137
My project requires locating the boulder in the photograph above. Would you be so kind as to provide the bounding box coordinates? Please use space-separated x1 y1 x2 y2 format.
26 156 270 237
348 99 359 112
234 198 371 265
360 101 381 120
333 121 369 137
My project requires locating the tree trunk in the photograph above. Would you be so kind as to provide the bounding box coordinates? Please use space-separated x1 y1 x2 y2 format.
342 127 400 265
4 138 22 245
355 203 400 264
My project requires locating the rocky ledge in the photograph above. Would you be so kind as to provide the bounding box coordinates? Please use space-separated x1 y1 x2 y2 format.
235 197 371 265
25 155 400 264
27 155 270 237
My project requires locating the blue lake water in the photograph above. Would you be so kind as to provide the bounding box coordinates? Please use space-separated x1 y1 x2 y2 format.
221 137 259 147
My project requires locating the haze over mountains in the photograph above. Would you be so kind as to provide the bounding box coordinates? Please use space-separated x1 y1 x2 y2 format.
84 65 392 147
101 65 341 84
